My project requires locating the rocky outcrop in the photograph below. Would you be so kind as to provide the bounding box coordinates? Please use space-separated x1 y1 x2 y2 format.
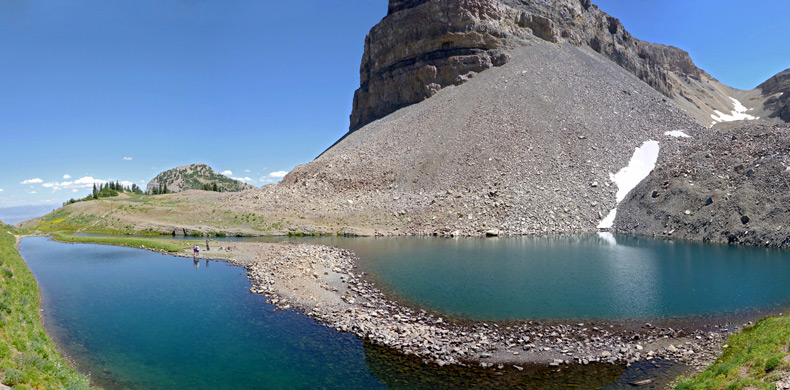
757 68 790 122
614 122 790 248
349 0 719 131
349 0 518 131
146 163 254 194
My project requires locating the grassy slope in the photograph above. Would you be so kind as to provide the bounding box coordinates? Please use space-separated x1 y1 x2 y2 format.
48 232 196 253
0 224 97 389
20 191 294 237
675 316 790 389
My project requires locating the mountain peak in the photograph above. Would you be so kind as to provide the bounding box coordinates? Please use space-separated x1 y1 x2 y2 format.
348 0 711 131
146 163 254 194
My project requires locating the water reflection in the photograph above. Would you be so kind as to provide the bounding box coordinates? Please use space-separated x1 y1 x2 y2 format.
362 341 688 389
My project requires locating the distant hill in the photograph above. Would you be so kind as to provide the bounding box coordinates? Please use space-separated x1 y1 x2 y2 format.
146 163 254 194
0 204 59 225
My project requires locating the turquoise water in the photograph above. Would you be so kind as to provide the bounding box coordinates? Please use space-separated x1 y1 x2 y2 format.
79 233 790 320
21 237 383 390
20 236 688 389
329 234 790 321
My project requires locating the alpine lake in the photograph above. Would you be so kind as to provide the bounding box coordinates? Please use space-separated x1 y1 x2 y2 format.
19 233 790 389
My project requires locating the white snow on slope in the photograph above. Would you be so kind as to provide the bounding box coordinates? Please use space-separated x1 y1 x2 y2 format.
711 97 757 125
598 140 660 229
664 130 691 138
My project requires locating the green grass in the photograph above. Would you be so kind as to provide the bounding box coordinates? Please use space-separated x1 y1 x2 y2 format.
675 315 790 389
50 232 195 253
0 224 98 389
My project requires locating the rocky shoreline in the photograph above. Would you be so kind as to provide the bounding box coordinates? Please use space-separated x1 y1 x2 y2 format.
180 240 737 373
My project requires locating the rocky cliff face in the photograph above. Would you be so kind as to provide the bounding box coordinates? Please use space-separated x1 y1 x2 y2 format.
757 69 790 122
146 163 254 194
349 0 714 131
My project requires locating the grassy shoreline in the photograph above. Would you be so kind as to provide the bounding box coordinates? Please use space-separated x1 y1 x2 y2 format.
47 231 197 254
0 224 97 389
674 315 790 389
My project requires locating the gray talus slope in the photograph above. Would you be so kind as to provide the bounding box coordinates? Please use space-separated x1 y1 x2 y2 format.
275 42 701 235
614 121 790 248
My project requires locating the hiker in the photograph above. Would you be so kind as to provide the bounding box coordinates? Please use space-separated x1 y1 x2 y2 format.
206 239 210 251
192 245 197 258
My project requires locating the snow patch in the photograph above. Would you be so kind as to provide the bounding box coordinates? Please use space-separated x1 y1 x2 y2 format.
711 97 757 124
664 130 691 138
597 231 617 245
597 140 660 229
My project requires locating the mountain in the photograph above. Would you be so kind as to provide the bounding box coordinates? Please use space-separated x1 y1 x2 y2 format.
348 0 788 131
25 0 787 241
258 31 702 235
146 163 254 194
0 204 59 226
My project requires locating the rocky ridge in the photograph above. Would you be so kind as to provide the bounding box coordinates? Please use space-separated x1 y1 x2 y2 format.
756 69 790 123
349 0 783 131
146 163 254 194
614 122 790 248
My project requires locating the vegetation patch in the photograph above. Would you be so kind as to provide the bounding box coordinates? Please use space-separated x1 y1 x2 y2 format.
675 315 790 389
0 224 97 389
50 232 194 253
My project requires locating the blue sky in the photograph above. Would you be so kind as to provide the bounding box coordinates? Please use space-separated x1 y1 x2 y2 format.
1 0 788 209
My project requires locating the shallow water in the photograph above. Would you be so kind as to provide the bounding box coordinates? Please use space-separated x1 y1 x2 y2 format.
21 236 689 389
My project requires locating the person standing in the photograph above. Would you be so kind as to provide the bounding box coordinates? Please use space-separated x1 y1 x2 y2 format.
206 239 210 251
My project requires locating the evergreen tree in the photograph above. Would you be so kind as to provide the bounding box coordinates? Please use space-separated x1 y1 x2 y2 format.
92 183 98 198
212 183 218 192
163 183 169 194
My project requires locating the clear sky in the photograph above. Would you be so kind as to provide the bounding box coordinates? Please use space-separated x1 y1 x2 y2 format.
1 0 788 209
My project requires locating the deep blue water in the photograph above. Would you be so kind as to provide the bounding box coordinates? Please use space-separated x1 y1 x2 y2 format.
19 236 690 390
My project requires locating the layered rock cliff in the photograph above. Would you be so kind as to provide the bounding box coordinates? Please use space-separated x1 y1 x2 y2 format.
350 0 790 131
350 0 716 131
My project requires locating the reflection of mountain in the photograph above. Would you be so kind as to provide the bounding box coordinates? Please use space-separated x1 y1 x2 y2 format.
362 340 625 389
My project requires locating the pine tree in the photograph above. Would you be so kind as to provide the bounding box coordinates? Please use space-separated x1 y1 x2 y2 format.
212 183 218 192
163 183 169 194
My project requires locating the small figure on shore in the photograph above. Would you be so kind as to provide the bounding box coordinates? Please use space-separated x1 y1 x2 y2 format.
206 239 210 251
193 244 197 258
